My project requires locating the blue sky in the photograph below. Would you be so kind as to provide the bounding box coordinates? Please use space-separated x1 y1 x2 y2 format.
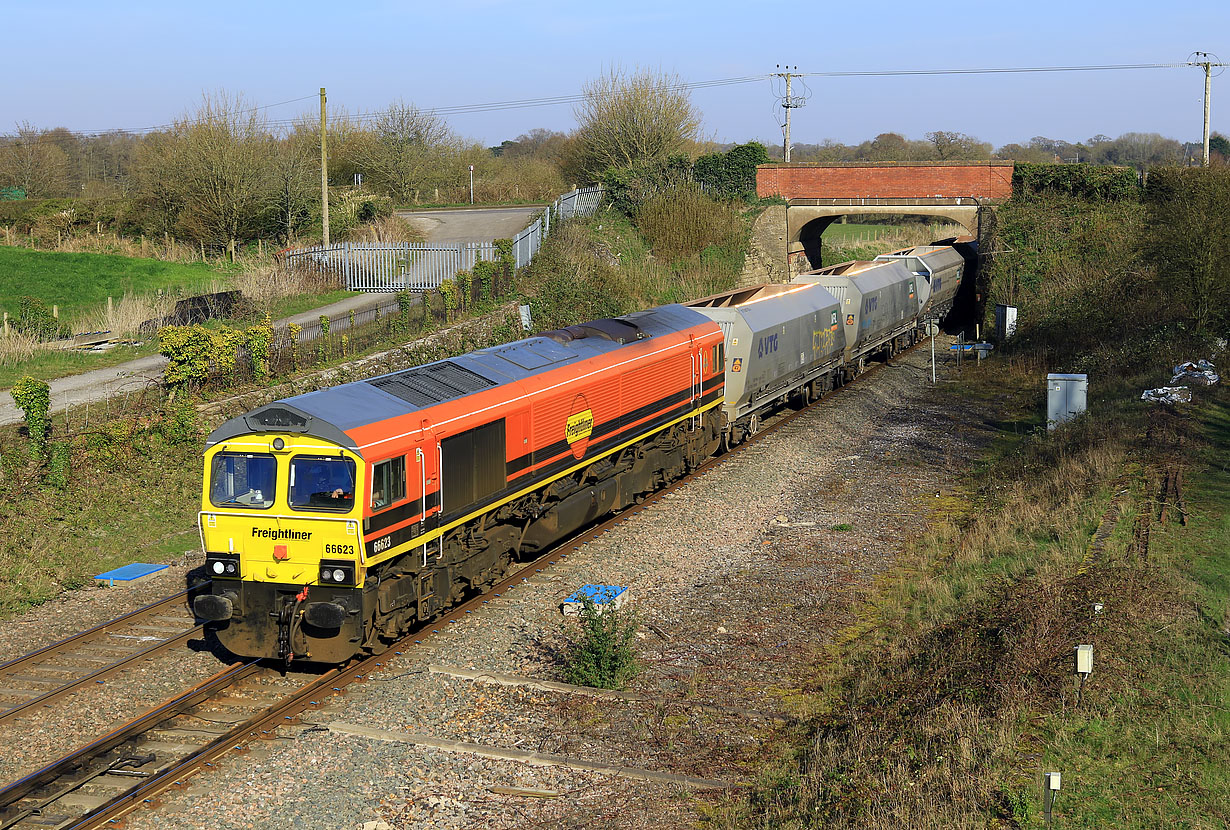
3 0 1226 148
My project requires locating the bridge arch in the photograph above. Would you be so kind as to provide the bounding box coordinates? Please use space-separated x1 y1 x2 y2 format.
791 202 982 269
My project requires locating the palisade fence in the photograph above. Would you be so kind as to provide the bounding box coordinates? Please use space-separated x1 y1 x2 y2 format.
281 185 605 292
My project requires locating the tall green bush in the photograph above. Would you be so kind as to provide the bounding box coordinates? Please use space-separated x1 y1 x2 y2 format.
10 376 51 460
693 141 770 200
636 185 747 263
1143 166 1230 336
159 325 244 387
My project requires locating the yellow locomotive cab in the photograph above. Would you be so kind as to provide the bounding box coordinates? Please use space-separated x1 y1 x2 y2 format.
195 433 369 663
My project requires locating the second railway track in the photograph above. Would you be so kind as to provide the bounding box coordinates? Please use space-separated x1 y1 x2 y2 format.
0 592 203 727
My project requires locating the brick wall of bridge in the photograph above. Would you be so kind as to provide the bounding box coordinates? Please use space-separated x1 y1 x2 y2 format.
756 162 1014 201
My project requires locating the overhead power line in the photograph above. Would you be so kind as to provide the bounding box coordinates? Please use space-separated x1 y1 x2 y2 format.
801 62 1187 77
1 59 1214 149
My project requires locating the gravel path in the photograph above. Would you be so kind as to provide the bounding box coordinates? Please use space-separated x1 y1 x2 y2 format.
1 338 995 829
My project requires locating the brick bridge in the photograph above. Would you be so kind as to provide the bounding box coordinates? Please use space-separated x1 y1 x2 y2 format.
755 161 1014 269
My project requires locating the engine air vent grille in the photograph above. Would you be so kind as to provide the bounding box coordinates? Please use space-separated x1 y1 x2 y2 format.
368 362 496 407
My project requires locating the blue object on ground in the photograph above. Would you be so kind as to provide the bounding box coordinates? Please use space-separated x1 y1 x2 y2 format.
95 563 170 587
564 584 628 605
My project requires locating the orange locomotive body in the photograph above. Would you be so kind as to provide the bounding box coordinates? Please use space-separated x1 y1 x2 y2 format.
195 305 725 663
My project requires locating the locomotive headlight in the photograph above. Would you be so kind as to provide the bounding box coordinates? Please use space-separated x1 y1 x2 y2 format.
205 553 240 579
320 568 333 582
331 569 346 583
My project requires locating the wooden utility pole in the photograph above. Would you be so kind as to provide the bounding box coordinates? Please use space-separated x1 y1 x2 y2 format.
1201 57 1212 166
1190 53 1227 167
772 66 804 162
321 87 331 246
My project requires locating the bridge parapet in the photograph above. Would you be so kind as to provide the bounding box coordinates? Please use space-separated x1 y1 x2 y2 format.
757 161 1014 201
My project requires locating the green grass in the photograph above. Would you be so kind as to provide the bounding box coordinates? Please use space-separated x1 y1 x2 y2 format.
820 222 907 243
1029 392 1230 828
0 429 203 618
0 247 234 322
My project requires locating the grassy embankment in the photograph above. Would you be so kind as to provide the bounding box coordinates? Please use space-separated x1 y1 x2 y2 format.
0 190 753 620
0 246 359 388
708 179 1229 828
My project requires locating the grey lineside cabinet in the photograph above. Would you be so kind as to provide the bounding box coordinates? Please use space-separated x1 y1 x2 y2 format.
1046 373 1088 431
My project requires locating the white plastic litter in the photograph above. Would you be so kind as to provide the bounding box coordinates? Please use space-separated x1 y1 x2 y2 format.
1141 387 1192 404
1171 359 1220 386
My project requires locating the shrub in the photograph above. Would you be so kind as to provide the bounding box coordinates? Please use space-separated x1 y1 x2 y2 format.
602 154 694 216
693 141 770 200
395 291 415 336
158 395 200 445
245 314 274 379
10 375 51 460
1013 163 1139 202
472 260 498 304
561 596 640 690
438 278 459 321
635 185 747 263
14 296 68 341
159 324 245 387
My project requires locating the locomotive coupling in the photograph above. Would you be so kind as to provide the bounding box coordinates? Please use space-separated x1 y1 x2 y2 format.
303 601 348 629
194 593 235 622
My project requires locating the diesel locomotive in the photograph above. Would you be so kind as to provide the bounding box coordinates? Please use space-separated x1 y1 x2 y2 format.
193 241 969 664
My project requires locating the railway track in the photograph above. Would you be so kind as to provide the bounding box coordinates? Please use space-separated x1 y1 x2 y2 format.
0 592 203 727
0 345 917 829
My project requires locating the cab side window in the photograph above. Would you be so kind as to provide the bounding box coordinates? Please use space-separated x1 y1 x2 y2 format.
371 456 406 510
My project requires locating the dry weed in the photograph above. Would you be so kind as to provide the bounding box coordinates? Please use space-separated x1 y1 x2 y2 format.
235 263 343 317
350 215 426 244
0 329 46 366
81 291 178 338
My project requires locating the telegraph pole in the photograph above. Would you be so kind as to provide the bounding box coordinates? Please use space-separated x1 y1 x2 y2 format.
1189 52 1228 167
320 87 331 246
773 66 804 162
1201 56 1212 166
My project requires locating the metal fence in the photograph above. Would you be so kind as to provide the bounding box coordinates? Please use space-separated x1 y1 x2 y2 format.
282 241 497 292
280 185 604 292
512 186 604 269
291 296 404 342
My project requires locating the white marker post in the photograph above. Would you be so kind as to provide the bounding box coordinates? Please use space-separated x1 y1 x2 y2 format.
469 165 474 204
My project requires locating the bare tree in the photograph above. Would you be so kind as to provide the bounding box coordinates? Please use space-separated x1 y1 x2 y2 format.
152 93 274 246
131 130 185 237
0 122 72 196
268 123 319 242
350 102 460 203
925 131 992 160
571 67 702 177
